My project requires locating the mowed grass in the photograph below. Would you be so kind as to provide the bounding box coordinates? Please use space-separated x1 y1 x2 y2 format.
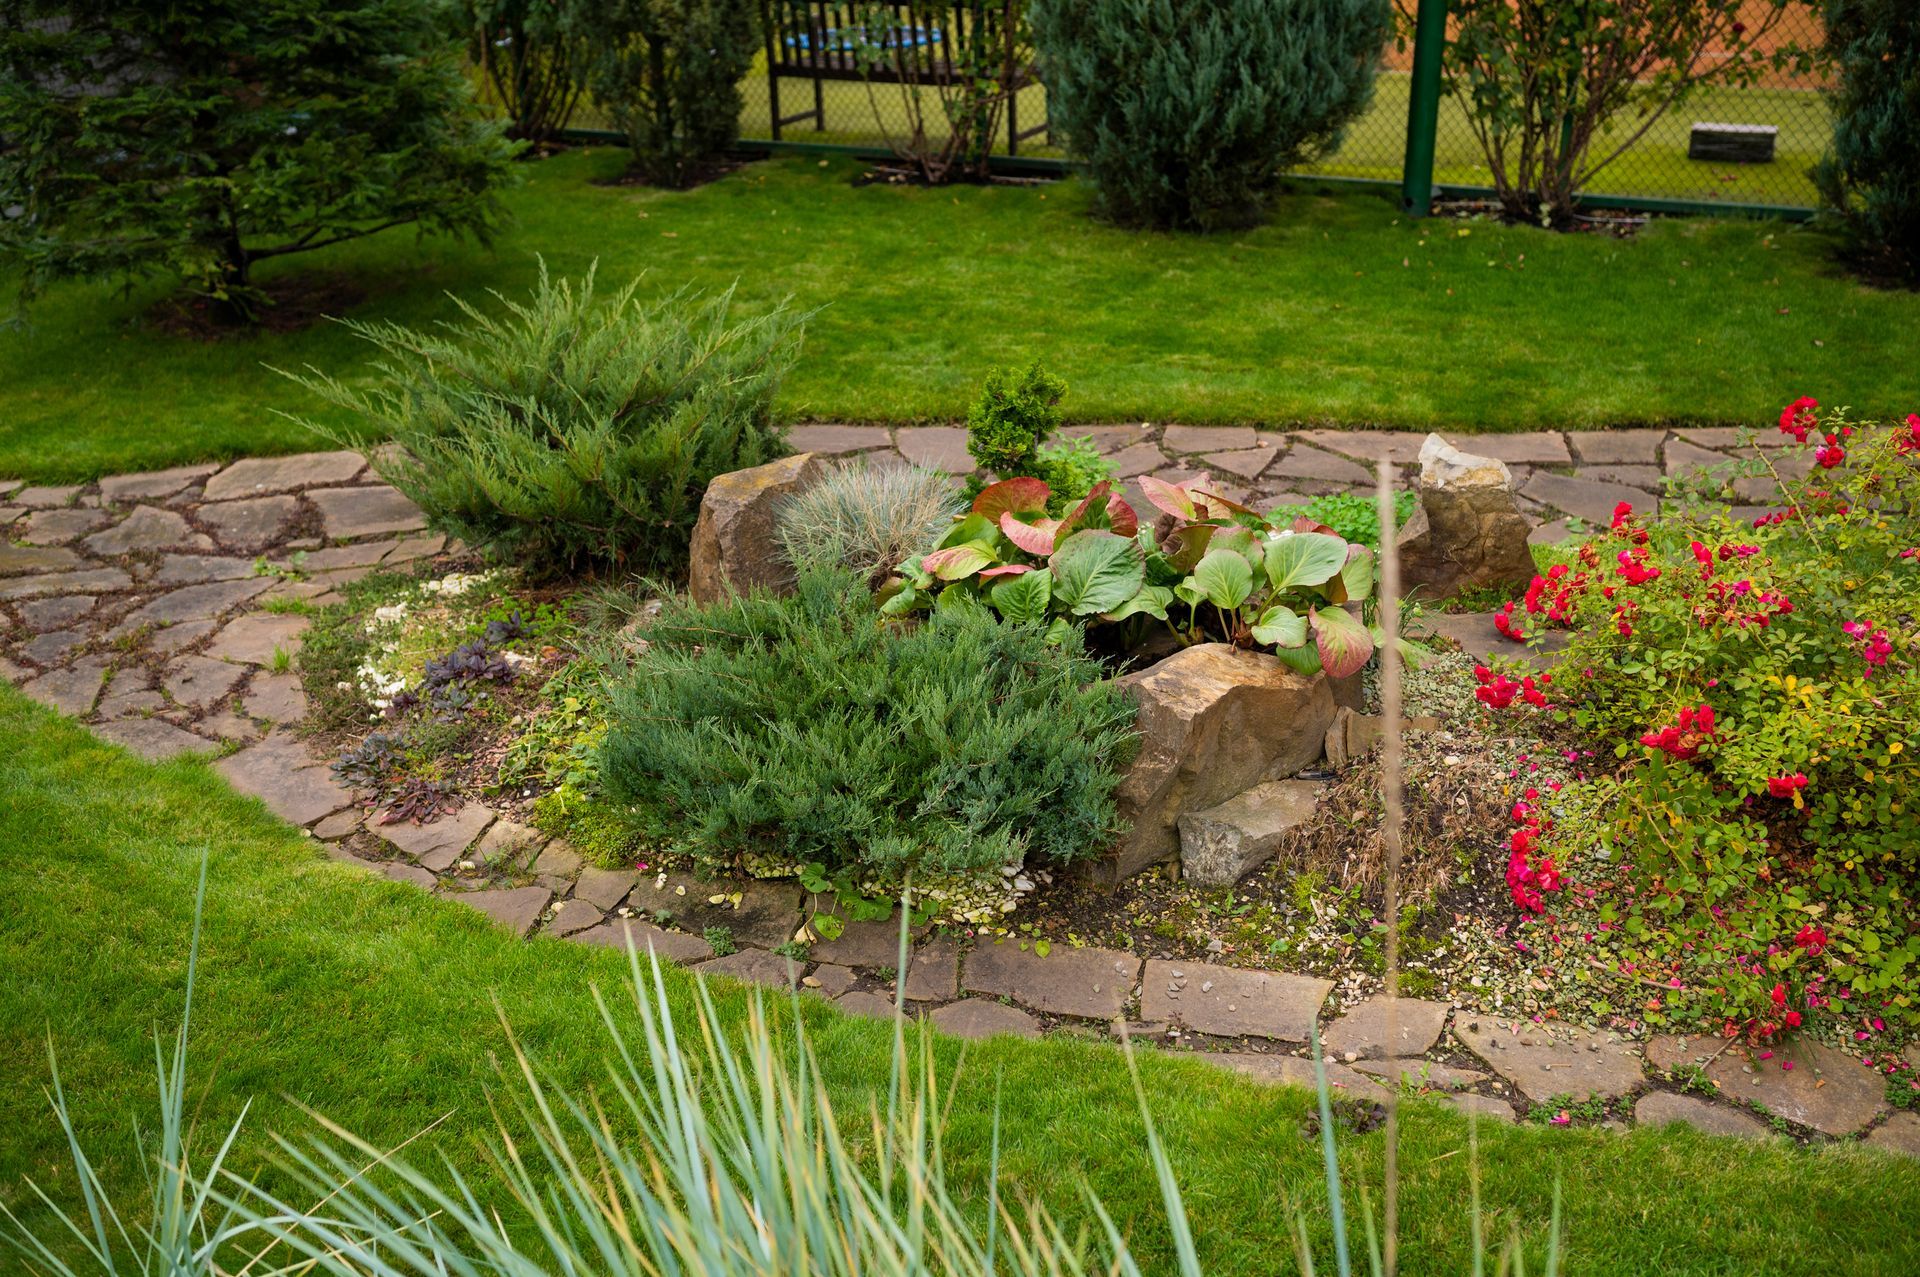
2 149 1918 484
3 685 1919 1275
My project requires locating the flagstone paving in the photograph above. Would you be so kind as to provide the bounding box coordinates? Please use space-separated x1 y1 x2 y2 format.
4 434 1902 1153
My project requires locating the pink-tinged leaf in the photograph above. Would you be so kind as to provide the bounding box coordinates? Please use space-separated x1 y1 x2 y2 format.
1105 495 1140 538
999 512 1061 557
1311 605 1375 679
1287 513 1338 536
978 563 1033 578
1055 481 1116 542
1137 474 1197 519
972 476 1052 522
1193 487 1256 518
1161 522 1216 572
920 543 993 581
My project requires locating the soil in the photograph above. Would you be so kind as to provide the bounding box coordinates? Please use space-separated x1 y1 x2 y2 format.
593 153 760 191
851 163 1061 189
146 272 370 339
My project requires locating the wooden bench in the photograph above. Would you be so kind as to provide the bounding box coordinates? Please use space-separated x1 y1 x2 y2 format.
760 0 1048 154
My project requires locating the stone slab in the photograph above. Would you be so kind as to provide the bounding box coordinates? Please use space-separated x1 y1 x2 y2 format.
1444 1093 1518 1124
1140 960 1332 1043
202 451 365 500
308 485 427 539
1635 1091 1766 1140
786 424 892 454
0 567 132 599
902 937 960 1002
834 990 903 1021
20 660 109 717
807 963 859 997
382 862 439 890
963 941 1138 1020
928 998 1042 1040
573 866 640 912
625 872 803 949
21 508 110 544
1702 1038 1885 1136
894 426 973 473
197 710 261 743
373 802 495 872
1323 996 1451 1060
1163 425 1257 454
243 672 308 722
1453 433 1570 466
197 495 301 546
548 898 604 937
204 613 309 665
1865 1112 1920 1159
694 948 803 990
1566 430 1667 466
810 911 920 969
161 655 247 708
214 732 352 825
1267 446 1372 487
17 595 96 630
311 809 363 840
570 918 715 964
153 555 257 585
13 484 85 508
474 818 547 866
93 717 215 762
1519 472 1653 527
121 578 272 626
97 463 220 503
22 630 87 666
1453 1018 1645 1103
0 544 85 577
1353 1059 1488 1090
82 506 205 555
1197 1052 1387 1096
458 886 551 937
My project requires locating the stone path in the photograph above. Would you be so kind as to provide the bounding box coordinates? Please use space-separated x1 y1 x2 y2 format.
5 441 1906 1155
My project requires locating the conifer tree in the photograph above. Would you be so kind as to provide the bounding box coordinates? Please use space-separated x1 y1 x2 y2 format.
1816 0 1920 284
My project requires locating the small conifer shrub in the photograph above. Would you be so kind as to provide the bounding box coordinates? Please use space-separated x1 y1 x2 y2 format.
1815 0 1920 285
965 361 1114 507
284 264 806 578
598 569 1140 881
1030 0 1390 230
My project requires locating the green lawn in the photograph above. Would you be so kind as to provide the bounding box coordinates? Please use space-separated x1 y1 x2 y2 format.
3 684 1919 1275
3 150 1918 484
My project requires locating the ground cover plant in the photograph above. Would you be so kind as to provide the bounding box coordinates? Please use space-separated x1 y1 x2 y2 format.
6 151 1918 483
1032 0 1392 229
4 687 1919 1276
283 263 806 578
598 568 1141 897
1482 399 1920 1046
0 0 518 324
775 460 963 586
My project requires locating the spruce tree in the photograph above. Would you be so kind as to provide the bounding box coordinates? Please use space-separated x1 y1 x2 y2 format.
1030 0 1390 231
0 0 519 323
593 0 759 187
1815 0 1920 285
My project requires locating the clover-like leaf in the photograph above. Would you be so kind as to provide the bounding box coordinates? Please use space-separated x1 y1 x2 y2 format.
1050 529 1145 616
1265 532 1350 591
972 476 1052 523
1191 549 1254 611
1311 605 1374 679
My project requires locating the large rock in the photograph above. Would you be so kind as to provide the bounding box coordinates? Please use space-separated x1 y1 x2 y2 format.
1103 644 1336 882
1396 434 1536 599
1176 779 1323 887
687 453 828 605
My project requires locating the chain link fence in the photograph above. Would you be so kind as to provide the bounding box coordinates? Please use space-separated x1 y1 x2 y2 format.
566 0 1832 214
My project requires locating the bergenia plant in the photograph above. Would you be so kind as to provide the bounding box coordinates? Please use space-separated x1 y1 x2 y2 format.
886 475 1389 679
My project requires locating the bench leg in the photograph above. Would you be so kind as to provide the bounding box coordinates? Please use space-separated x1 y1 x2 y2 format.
1007 90 1018 157
812 75 825 131
769 70 783 141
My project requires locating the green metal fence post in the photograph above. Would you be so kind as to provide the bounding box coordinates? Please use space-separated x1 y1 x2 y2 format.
1400 0 1449 217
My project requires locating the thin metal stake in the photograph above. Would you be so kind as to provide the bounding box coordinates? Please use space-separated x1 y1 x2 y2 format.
1376 460 1406 1277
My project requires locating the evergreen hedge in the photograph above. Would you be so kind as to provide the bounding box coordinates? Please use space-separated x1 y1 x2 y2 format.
285 264 805 579
599 570 1140 881
1815 0 1920 285
1030 0 1390 231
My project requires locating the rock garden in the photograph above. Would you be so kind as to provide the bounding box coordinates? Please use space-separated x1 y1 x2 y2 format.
7 272 1915 1161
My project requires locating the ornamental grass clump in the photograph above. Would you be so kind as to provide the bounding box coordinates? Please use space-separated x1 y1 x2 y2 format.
283 263 806 578
599 568 1140 882
775 459 963 586
1486 399 1920 1042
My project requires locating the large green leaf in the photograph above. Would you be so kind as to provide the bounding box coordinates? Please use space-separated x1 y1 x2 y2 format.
1191 549 1254 611
990 569 1053 623
1050 529 1144 616
1265 532 1349 591
1270 642 1324 675
972 476 1051 523
939 513 998 549
1326 543 1375 605
1102 584 1172 622
1311 605 1374 679
1249 603 1307 649
920 542 994 581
